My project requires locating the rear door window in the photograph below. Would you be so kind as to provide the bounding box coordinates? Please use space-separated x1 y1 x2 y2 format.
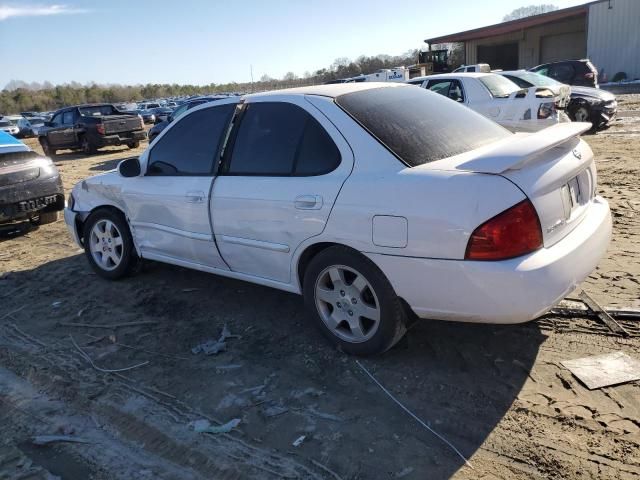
50 113 64 127
551 64 575 83
226 102 340 176
147 104 235 176
336 86 510 167
62 111 77 125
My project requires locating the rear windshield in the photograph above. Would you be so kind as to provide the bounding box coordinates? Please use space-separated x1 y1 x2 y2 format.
478 75 521 98
79 105 117 116
511 72 561 88
336 86 510 167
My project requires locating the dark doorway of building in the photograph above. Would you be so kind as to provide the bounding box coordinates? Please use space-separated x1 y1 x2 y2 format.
477 43 518 70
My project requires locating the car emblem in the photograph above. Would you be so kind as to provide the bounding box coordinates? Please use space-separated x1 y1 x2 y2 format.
572 149 582 160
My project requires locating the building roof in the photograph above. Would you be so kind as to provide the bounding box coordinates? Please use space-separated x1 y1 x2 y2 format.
425 2 598 44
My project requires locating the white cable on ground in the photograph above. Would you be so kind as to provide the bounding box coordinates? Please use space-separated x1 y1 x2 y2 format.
355 360 473 469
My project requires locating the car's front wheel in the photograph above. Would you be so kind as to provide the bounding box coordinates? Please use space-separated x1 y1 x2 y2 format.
127 140 140 149
83 209 138 280
303 246 407 356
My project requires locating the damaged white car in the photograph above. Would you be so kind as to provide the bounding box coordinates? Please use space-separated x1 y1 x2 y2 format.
65 83 611 355
409 72 567 132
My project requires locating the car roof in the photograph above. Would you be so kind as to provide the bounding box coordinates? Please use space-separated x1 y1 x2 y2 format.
246 82 407 99
408 72 493 83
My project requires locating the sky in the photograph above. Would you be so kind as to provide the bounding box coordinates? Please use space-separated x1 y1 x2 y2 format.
0 0 588 88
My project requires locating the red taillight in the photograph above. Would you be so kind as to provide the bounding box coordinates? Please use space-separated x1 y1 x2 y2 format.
96 123 105 135
465 200 543 261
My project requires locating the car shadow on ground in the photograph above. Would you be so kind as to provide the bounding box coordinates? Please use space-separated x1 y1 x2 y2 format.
0 220 39 241
1 254 546 479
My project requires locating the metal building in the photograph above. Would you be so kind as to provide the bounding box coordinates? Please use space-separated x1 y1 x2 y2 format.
425 0 640 81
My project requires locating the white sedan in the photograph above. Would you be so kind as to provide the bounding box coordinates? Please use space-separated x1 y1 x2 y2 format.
64 83 611 355
408 72 565 132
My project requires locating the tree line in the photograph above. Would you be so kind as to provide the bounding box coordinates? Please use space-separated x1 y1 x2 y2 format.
1 49 427 114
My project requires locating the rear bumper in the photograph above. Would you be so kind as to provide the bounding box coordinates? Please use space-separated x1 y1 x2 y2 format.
365 196 612 324
97 130 146 147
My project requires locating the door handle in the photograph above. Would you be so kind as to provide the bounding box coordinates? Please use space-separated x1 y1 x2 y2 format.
294 195 323 210
186 191 205 203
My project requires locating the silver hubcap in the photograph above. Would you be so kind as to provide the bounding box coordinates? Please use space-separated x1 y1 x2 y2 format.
314 265 381 343
89 219 124 271
574 107 589 122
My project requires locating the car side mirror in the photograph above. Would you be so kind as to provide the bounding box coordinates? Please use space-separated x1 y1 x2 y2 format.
118 157 141 177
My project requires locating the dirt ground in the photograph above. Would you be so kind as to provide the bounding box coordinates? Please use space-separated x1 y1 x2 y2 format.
1 102 639 480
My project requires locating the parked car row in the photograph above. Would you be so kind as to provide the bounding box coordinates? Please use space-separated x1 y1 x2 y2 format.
62 83 611 355
408 60 616 132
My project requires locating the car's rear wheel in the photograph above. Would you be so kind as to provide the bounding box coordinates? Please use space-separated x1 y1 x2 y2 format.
127 140 140 149
39 138 56 158
83 209 138 280
303 246 406 356
81 135 97 155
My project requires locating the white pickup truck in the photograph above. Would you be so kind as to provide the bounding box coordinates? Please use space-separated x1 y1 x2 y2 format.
408 72 566 132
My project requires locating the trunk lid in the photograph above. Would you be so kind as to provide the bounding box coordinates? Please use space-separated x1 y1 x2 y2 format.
427 122 597 247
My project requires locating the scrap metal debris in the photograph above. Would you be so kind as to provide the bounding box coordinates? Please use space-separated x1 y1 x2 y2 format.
69 335 150 373
32 435 92 446
191 324 237 355
189 418 240 434
292 435 306 447
561 351 640 390
578 291 631 336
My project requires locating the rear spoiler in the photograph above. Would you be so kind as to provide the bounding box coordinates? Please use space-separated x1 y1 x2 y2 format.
456 122 592 174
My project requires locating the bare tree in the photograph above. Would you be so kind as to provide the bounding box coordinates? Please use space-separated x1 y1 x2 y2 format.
503 4 558 21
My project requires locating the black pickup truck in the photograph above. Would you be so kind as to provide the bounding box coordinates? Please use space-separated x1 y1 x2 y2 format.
38 104 146 157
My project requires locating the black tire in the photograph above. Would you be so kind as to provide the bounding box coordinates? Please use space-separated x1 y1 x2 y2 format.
80 135 97 155
303 246 407 356
569 104 595 131
127 140 140 149
39 138 56 158
83 209 138 280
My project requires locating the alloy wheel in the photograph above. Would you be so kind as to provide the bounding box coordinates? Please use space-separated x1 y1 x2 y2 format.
314 265 381 343
89 219 124 271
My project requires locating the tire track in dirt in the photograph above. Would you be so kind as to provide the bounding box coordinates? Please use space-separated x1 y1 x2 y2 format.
0 324 335 480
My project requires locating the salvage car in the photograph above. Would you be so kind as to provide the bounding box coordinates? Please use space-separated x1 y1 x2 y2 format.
499 71 616 130
0 130 64 227
0 117 20 136
530 59 599 88
16 117 45 138
499 70 571 109
64 83 611 355
410 73 564 132
38 104 146 157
